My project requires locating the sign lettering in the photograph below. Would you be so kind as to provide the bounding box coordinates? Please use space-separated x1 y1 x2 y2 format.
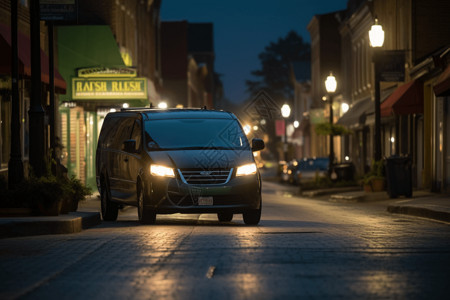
72 78 147 100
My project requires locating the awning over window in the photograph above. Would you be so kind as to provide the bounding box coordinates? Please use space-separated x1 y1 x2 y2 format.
337 98 373 129
0 23 66 93
380 80 423 117
57 25 126 102
434 64 450 97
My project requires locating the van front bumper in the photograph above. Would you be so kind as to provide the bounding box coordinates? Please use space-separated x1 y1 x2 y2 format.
146 174 261 214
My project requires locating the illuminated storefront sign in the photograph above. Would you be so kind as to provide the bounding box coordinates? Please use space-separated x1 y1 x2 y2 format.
72 78 147 99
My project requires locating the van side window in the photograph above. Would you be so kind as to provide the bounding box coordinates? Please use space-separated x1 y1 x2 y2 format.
111 118 134 150
130 119 142 150
100 116 121 149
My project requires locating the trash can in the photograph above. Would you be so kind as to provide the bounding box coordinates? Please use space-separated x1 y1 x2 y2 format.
385 155 413 198
333 163 355 181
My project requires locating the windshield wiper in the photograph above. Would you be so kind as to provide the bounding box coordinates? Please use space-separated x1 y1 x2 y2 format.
149 146 239 151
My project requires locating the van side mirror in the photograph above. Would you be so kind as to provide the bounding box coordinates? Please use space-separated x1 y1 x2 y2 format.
251 138 265 152
123 139 137 153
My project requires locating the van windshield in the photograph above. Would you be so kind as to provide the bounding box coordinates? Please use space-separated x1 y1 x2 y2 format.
144 118 250 150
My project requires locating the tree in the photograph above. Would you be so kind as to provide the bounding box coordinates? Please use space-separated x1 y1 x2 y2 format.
245 31 310 102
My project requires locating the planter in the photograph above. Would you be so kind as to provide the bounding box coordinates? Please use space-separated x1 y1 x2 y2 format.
70 199 79 212
363 184 372 193
364 178 385 192
0 207 32 217
60 197 79 213
37 200 62 216
60 198 71 214
371 178 385 191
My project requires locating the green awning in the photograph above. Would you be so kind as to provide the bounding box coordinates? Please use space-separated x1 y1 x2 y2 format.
57 25 126 102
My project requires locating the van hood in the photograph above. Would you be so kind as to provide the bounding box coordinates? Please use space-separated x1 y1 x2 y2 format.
148 149 254 169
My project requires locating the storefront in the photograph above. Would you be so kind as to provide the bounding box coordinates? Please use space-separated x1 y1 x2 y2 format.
57 25 150 189
433 63 450 193
0 22 66 178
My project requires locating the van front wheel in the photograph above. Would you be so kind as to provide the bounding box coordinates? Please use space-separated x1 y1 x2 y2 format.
138 182 156 224
100 177 118 221
243 198 261 225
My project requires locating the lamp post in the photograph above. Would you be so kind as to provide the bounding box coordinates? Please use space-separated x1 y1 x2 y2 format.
281 103 291 161
369 17 385 162
8 0 24 189
325 72 337 172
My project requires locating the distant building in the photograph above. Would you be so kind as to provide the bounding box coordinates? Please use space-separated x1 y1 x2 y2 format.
161 21 215 108
307 11 345 160
290 61 312 159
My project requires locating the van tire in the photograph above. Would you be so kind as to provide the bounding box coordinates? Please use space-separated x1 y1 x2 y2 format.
138 182 156 224
100 177 118 221
243 197 261 225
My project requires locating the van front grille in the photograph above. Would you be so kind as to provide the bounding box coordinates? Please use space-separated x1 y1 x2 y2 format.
178 169 232 185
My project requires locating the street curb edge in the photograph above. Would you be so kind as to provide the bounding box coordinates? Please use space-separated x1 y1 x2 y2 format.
387 205 450 223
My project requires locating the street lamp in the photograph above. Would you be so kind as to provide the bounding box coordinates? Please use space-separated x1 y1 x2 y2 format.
281 103 291 161
369 17 385 162
369 18 385 47
325 72 337 173
341 102 349 114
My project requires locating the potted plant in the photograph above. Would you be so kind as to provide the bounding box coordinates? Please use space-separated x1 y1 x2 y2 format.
362 159 385 192
59 175 92 213
67 176 92 212
21 175 65 216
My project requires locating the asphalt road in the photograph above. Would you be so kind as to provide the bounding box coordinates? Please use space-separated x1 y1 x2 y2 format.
1 180 449 299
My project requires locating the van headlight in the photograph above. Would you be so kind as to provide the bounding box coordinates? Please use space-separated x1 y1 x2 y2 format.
150 164 175 177
236 163 257 176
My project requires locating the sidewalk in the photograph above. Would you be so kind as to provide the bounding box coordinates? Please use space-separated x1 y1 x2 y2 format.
263 173 450 224
312 187 450 224
0 194 101 239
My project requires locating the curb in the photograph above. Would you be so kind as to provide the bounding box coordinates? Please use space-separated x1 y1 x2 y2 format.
329 191 388 203
329 194 364 203
387 205 450 223
0 212 101 239
301 186 361 198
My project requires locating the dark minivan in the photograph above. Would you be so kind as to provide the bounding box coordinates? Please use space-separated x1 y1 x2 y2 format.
96 108 265 225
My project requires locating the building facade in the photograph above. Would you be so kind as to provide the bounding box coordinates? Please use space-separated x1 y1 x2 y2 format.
0 0 66 181
56 0 162 188
311 0 450 192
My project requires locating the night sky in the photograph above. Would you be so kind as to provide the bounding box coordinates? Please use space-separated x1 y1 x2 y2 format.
161 0 348 103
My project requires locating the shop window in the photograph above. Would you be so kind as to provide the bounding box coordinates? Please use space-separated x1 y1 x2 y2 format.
1 96 11 170
21 97 30 160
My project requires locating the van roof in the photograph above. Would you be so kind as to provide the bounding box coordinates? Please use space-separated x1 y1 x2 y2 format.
111 108 236 121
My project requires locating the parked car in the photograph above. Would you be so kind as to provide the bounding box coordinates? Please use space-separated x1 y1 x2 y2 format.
280 159 299 184
292 157 329 185
96 108 265 225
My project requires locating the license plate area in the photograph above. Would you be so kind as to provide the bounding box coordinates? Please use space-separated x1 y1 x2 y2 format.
198 196 213 206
